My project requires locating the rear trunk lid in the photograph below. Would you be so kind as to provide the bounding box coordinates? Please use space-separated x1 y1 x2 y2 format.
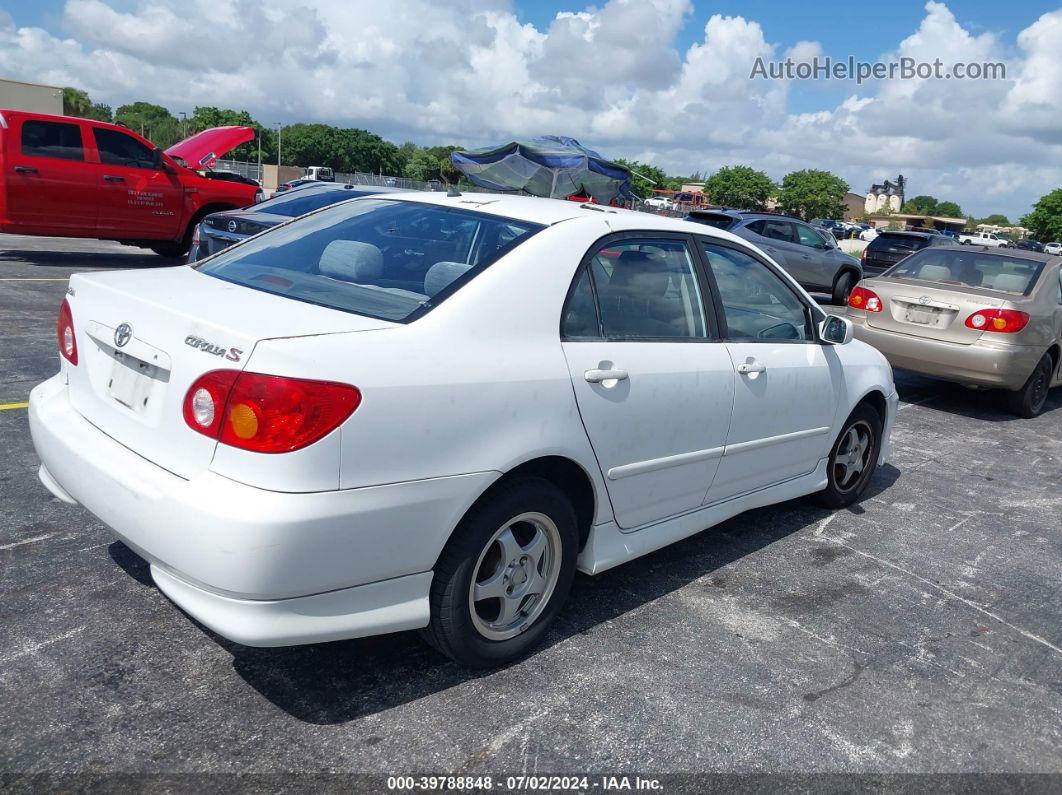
65 266 394 479
862 276 1009 344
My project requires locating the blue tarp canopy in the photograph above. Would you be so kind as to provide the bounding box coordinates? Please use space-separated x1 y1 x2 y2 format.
451 136 632 203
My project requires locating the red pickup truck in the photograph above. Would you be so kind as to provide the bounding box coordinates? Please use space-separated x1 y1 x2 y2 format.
0 110 260 257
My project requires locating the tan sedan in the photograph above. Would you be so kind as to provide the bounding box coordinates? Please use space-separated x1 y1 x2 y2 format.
846 246 1062 417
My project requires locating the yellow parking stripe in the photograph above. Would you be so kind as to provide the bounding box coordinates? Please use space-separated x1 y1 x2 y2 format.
0 402 29 410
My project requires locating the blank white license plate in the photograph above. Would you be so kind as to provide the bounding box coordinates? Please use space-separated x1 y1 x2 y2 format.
108 355 156 410
905 306 939 326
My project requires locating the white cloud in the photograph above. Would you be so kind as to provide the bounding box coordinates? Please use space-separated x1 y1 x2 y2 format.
0 0 1059 218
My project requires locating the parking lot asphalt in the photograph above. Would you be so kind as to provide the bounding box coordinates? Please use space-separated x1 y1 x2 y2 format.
1 234 1060 779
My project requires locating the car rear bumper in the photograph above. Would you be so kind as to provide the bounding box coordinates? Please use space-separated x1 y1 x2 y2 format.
29 374 496 646
849 319 1040 390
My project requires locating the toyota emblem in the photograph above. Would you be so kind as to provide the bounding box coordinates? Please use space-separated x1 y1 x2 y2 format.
227 220 238 233
114 323 133 348
918 295 931 305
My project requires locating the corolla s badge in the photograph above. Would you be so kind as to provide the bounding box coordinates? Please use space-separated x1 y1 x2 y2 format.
114 323 133 348
227 220 238 233
185 334 243 362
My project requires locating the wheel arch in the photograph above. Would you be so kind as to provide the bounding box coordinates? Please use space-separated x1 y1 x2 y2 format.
853 386 888 422
1045 343 1060 379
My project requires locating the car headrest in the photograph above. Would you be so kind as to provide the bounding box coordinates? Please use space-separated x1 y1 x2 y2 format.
918 263 952 282
424 261 472 297
609 250 670 296
319 240 383 282
992 273 1027 293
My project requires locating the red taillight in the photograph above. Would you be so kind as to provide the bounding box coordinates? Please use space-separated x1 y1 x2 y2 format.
965 309 1030 333
57 299 78 365
860 247 867 262
848 286 882 312
183 370 361 453
191 223 201 247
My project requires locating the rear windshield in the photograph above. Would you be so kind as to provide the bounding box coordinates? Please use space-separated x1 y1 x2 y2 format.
196 199 543 322
886 249 1044 295
868 233 931 252
253 187 380 218
685 213 737 230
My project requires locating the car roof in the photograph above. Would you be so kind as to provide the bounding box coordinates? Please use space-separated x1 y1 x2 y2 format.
687 208 808 223
875 230 940 239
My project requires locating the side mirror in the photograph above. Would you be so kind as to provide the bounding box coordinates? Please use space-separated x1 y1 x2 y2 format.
151 147 166 171
819 314 854 345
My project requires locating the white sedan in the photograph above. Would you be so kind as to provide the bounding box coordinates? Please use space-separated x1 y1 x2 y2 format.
30 193 897 667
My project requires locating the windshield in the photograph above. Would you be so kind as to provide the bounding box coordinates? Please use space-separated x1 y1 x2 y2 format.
196 199 543 322
870 233 930 252
253 187 380 218
886 248 1044 295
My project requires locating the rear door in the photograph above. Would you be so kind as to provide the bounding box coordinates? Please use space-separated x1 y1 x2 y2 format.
560 233 735 530
793 221 844 290
744 219 808 281
5 116 97 233
698 239 837 501
89 126 183 239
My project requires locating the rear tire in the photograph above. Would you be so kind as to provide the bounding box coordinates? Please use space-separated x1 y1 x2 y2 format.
421 477 578 668
814 404 882 509
831 271 855 306
1006 354 1053 418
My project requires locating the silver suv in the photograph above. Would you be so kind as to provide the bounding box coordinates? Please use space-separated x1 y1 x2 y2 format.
687 210 862 305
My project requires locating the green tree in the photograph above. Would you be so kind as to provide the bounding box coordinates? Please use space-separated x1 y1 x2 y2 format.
980 213 1010 226
1021 189 1062 242
404 148 441 181
62 87 112 122
934 201 964 218
901 195 939 215
614 159 668 199
115 101 178 144
703 165 776 210
777 169 849 220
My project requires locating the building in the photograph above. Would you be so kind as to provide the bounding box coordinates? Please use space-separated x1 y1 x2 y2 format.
865 175 906 214
867 213 968 234
842 192 865 221
0 77 63 115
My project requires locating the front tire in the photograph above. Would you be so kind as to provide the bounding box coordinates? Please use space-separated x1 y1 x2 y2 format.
815 404 882 509
1006 354 1053 418
422 477 578 668
832 271 855 306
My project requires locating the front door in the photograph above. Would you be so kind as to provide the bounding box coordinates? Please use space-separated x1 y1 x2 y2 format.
698 240 838 502
6 117 98 234
89 126 183 240
561 235 735 530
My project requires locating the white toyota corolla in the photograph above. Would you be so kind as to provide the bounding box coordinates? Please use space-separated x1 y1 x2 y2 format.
30 193 897 667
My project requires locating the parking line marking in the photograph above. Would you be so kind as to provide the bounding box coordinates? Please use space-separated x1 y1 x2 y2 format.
0 402 29 410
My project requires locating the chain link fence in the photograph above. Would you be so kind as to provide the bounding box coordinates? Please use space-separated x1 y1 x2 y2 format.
213 159 264 183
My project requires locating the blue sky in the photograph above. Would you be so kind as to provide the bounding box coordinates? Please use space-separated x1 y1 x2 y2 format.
2 0 1060 219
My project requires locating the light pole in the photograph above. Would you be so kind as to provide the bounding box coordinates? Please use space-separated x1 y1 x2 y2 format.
273 123 282 169
257 128 262 182
178 111 187 138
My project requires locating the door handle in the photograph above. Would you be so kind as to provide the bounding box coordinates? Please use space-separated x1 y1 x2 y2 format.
103 175 125 182
584 368 629 384
736 362 767 375
14 166 37 174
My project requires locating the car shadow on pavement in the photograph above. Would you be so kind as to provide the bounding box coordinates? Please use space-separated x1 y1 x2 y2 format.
0 248 167 269
106 465 900 725
893 370 1062 422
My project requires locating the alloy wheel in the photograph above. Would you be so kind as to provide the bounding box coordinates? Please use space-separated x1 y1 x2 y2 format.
468 512 562 641
833 420 873 493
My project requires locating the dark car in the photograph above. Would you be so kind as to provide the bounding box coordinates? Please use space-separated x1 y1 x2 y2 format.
687 210 862 304
188 183 406 262
272 178 317 195
861 230 957 277
1013 239 1045 253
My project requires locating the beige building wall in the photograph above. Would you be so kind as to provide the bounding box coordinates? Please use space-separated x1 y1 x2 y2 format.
0 78 63 115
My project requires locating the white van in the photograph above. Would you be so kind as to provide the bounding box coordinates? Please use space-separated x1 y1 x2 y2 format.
303 166 335 182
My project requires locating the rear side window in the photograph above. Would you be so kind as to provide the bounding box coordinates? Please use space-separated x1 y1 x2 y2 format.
747 219 796 243
93 128 155 168
197 199 542 322
562 238 708 341
21 120 84 161
686 213 737 230
869 233 929 253
886 249 1045 295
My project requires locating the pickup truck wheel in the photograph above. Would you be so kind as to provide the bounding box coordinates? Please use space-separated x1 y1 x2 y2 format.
148 242 187 258
831 271 855 306
421 476 577 668
1006 354 1053 418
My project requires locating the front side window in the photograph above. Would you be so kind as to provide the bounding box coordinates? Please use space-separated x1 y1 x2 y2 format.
93 128 156 168
21 120 84 161
796 223 828 248
197 199 542 322
562 238 708 340
701 243 813 341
